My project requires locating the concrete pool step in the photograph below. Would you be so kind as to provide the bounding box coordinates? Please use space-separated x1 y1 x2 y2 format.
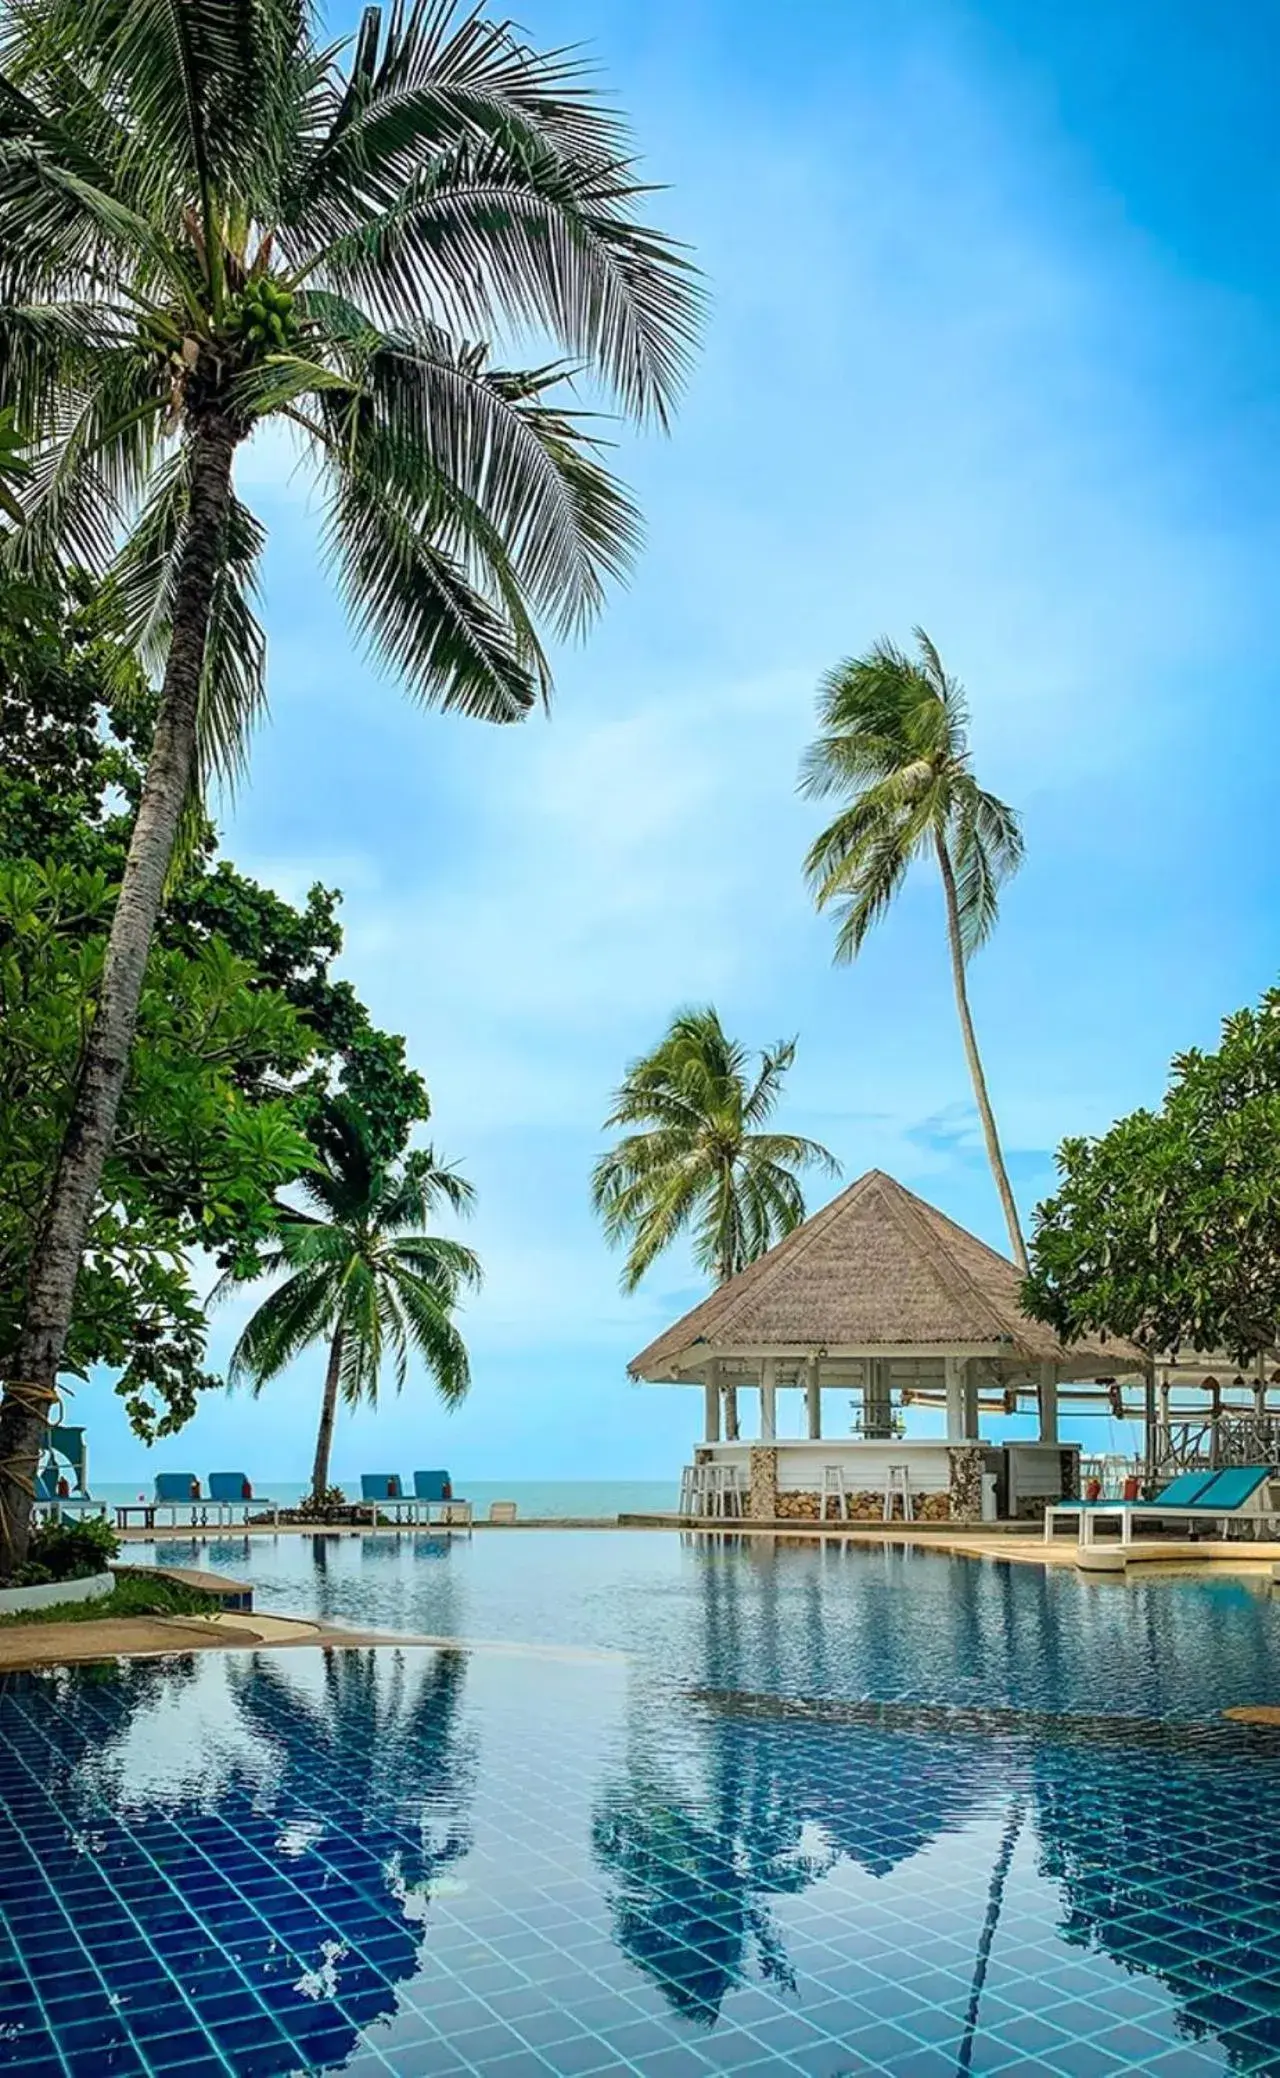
115 1562 254 1611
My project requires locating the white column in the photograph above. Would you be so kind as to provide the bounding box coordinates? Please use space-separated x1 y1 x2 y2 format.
1037 1362 1059 1445
945 1355 966 1443
806 1355 821 1440
703 1358 721 1445
864 1358 892 1438
760 1358 777 1442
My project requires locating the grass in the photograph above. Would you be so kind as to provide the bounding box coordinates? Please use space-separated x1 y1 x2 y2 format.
0 1573 219 1629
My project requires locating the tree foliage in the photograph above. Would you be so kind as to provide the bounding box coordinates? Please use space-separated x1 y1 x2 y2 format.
1023 989 1280 1365
219 1103 480 1494
799 630 1022 963
0 0 701 764
0 571 436 1435
799 628 1027 1268
0 858 313 1437
592 1006 839 1292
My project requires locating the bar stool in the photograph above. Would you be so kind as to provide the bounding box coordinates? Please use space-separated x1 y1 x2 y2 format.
678 1464 700 1517
884 1464 914 1522
820 1465 849 1522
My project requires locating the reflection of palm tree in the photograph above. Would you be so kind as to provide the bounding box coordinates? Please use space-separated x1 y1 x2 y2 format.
593 1741 828 2025
229 1646 473 1905
40 1648 475 2075
956 1797 1024 2075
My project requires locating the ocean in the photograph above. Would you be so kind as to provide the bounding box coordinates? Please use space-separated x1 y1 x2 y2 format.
91 1478 678 1520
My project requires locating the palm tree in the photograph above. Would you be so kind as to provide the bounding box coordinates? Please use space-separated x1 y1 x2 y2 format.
592 1007 839 1294
800 630 1028 1269
0 0 699 1564
218 1106 480 1498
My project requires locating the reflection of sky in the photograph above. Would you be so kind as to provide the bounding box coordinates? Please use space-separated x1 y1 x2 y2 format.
6 1540 1280 2073
149 1527 1280 1719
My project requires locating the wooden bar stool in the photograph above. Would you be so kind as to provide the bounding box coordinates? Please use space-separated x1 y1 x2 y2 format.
884 1464 914 1522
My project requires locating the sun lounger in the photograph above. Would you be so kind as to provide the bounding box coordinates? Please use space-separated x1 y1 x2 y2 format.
1049 1467 1280 1547
359 1474 416 1524
207 1474 279 1528
488 1500 518 1524
1045 1470 1213 1542
116 1474 204 1530
31 1465 107 1523
411 1470 472 1527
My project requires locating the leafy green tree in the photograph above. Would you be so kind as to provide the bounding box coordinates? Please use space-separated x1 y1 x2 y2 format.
0 0 698 1565
0 570 437 1446
1 569 431 1151
0 858 313 1439
1024 989 1280 1366
592 1006 838 1292
219 1104 480 1498
800 629 1027 1267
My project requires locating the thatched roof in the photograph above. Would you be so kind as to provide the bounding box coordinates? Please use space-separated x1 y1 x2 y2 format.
629 1170 1143 1380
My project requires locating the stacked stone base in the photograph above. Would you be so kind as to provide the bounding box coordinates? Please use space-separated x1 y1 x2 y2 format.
773 1489 951 1523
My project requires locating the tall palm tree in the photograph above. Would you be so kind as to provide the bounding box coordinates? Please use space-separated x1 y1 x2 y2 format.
218 1105 480 1498
800 630 1027 1269
592 1007 839 1293
0 0 699 1565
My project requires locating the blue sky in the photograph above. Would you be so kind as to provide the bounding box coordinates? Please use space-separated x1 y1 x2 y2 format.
89 0 1280 1482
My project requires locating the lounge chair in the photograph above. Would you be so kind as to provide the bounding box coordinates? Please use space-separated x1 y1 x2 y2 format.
1049 1467 1280 1548
410 1469 472 1527
488 1500 518 1524
359 1474 416 1524
114 1474 204 1530
31 1464 107 1523
1045 1470 1213 1542
207 1474 279 1529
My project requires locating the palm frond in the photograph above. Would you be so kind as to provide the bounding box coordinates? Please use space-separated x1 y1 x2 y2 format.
384 1259 471 1404
325 464 540 720
223 1264 334 1391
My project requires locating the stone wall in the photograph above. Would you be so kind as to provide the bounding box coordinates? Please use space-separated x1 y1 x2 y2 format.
748 1446 778 1519
773 1488 950 1523
947 1445 987 1523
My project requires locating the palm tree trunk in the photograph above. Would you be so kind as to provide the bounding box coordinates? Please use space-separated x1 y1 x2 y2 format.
312 1328 345 1499
0 416 238 1578
934 833 1028 1272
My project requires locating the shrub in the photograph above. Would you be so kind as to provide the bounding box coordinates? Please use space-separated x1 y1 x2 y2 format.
19 1514 120 1586
298 1485 347 1517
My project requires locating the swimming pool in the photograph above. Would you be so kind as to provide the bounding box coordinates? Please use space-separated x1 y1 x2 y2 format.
3 1533 1280 2075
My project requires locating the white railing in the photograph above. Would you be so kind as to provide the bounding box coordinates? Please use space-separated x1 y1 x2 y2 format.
1152 1412 1280 1476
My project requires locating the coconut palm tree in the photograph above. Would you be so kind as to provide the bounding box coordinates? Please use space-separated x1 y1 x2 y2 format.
218 1105 480 1498
800 630 1027 1269
0 0 699 1565
592 1007 839 1294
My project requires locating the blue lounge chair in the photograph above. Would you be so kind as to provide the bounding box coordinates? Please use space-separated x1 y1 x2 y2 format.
1045 1471 1214 1543
1052 1466 1280 1548
412 1469 472 1527
31 1463 107 1524
359 1474 415 1524
207 1474 279 1529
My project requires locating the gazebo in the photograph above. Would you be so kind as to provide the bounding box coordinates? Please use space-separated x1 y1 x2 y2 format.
629 1170 1144 1523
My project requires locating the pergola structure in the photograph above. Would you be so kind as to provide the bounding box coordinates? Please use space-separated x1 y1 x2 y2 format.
630 1170 1145 1522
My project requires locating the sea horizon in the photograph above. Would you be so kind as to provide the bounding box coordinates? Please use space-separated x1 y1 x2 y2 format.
90 1477 679 1519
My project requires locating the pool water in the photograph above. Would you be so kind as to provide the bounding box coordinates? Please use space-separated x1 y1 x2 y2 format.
4 1533 1280 2076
